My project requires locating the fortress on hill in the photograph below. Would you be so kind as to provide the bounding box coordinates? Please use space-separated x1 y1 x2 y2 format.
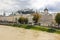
0 8 57 26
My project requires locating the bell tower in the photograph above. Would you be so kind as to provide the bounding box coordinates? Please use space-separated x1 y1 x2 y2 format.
44 8 48 14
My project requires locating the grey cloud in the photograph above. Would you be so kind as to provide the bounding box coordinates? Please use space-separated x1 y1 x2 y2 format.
0 0 31 15
0 0 60 14
45 2 60 12
0 0 31 10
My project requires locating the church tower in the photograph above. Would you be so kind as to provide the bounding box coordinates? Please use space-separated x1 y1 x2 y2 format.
44 8 48 15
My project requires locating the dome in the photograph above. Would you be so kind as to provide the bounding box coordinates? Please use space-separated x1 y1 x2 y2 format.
44 8 48 11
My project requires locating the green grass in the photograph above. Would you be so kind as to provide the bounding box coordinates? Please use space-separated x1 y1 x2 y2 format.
7 24 60 34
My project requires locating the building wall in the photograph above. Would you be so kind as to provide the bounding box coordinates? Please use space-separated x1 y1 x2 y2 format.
40 14 53 26
0 14 33 23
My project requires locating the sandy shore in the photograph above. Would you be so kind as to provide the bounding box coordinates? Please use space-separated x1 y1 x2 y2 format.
0 25 60 40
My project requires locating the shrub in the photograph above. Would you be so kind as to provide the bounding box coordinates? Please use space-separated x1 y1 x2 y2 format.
24 18 28 24
25 25 34 29
47 28 56 33
18 17 28 24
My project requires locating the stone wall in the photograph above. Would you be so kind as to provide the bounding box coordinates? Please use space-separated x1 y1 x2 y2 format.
0 14 33 23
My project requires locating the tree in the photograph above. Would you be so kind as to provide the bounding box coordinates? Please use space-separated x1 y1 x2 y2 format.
18 17 28 24
55 13 60 27
18 17 25 24
24 18 28 24
33 12 41 24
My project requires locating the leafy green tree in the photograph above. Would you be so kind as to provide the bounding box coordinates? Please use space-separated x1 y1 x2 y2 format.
18 17 25 24
24 18 28 24
33 12 41 24
18 17 28 24
55 13 60 27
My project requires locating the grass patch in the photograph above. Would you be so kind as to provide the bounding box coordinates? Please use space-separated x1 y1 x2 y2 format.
47 28 56 33
7 24 60 34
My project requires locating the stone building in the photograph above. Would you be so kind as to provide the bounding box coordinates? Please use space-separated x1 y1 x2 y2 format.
40 8 53 26
0 8 57 26
0 13 33 24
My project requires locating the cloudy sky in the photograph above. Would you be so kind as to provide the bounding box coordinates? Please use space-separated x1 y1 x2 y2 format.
0 0 60 15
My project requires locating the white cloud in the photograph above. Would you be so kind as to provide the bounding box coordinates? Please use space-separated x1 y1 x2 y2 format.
0 0 60 10
0 0 60 15
0 0 15 9
30 0 60 9
0 0 31 11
